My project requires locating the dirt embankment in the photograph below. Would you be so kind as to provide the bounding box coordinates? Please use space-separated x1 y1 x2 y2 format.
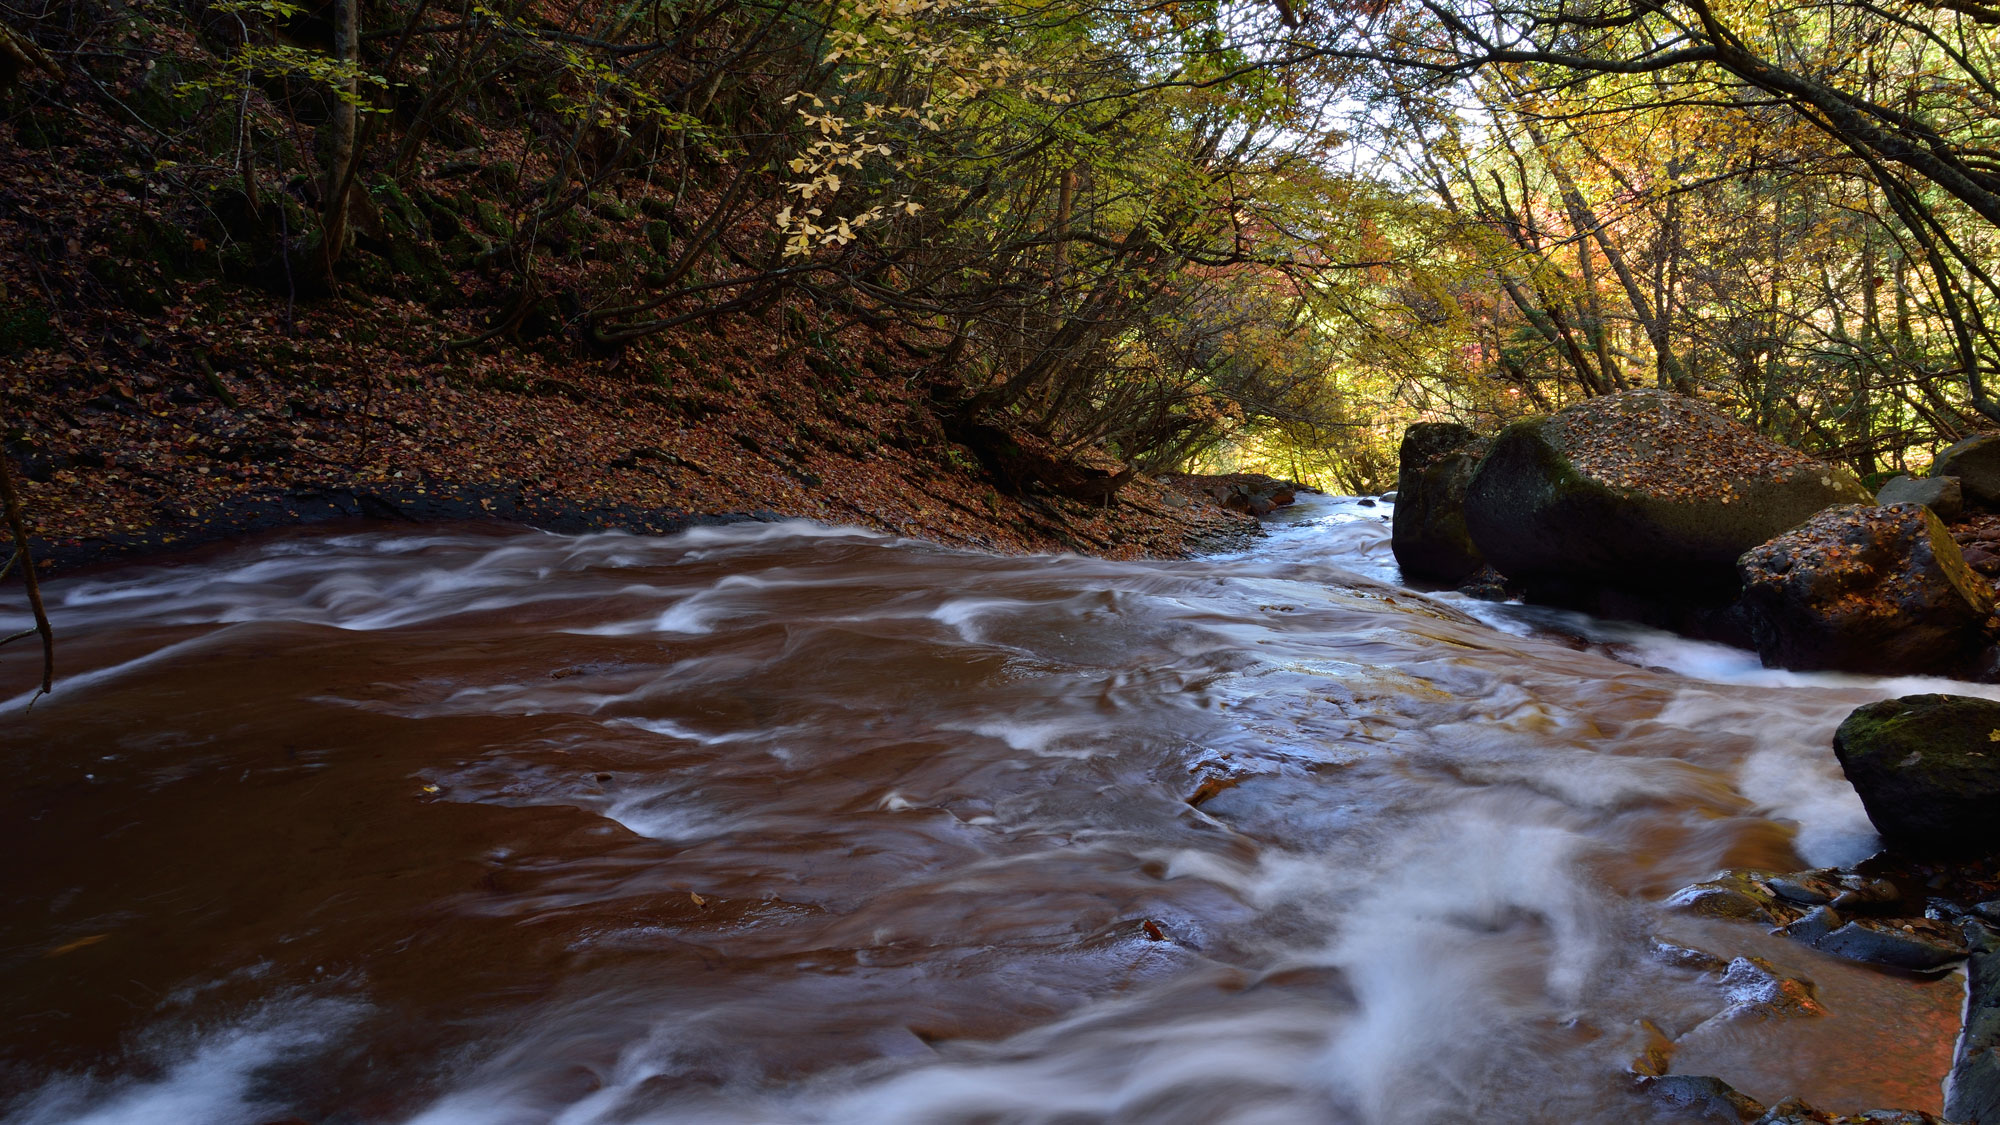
0 198 1265 575
0 296 1265 575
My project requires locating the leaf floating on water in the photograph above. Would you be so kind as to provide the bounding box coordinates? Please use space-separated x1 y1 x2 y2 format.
690 892 707 907
419 783 442 796
45 934 109 958
1141 919 1166 941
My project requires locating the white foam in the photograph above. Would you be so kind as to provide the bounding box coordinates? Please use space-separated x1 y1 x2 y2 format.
7 997 362 1125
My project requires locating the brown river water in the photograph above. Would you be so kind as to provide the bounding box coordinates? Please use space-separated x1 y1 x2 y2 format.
0 496 1983 1123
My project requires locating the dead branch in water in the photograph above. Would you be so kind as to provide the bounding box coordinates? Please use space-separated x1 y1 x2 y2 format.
0 453 53 707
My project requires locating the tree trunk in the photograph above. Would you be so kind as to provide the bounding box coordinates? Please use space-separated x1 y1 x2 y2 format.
319 0 360 272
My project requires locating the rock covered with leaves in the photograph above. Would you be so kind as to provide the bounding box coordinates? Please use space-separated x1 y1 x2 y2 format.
1390 422 1489 584
1462 389 1872 613
1737 504 1996 677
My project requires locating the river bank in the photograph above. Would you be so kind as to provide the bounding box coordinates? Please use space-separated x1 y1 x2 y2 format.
0 285 1267 576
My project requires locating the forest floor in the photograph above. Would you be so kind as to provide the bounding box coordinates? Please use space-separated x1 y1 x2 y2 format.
0 146 1265 578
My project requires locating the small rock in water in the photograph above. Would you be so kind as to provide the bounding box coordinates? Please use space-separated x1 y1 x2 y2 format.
1766 870 1840 906
1643 1075 1953 1125
1829 876 1902 913
1668 872 1788 925
1814 917 1967 972
1777 905 1843 946
1643 1073 1765 1122
1716 956 1826 1020
1626 1019 1675 1078
1754 1096 1950 1123
1650 939 1730 973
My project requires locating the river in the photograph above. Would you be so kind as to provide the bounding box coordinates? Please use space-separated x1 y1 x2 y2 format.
0 495 1985 1123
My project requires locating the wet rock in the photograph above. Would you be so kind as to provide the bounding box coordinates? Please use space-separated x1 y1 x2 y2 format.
1628 1019 1675 1077
1644 1074 1765 1122
1716 955 1827 1020
1934 432 2000 510
1767 870 1841 906
1778 905 1843 946
1456 563 1511 601
1814 917 1967 971
1462 389 1870 614
1668 871 1789 925
1738 505 1995 676
1877 474 1964 522
1646 1077 1953 1125
1753 1097 1951 1124
1651 939 1731 973
1949 942 2000 1125
1391 423 1489 584
1829 876 1903 914
1834 694 2000 856
1380 490 1398 503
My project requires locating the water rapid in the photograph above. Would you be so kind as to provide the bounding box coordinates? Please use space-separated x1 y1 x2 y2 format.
1 496 1982 1123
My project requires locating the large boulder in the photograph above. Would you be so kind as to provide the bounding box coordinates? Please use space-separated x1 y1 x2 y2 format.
1832 694 2000 856
1737 504 1995 676
1391 423 1489 584
1876 474 1963 522
1933 432 2000 510
1462 390 1873 611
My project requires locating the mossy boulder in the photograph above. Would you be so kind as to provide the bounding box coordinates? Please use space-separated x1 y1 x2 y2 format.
1738 504 1994 676
1463 390 1872 611
1390 422 1489 585
1833 694 2000 856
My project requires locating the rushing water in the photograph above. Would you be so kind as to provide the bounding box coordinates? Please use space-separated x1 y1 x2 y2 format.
1 496 1987 1124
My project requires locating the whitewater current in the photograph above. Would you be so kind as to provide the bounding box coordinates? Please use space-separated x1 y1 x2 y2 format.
0 495 1981 1123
